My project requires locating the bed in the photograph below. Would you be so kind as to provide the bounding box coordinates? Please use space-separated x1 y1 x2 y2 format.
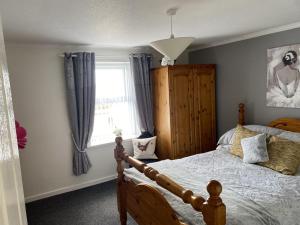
114 103 300 225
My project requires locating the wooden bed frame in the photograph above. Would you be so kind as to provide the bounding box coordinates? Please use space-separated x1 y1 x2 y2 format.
114 103 300 225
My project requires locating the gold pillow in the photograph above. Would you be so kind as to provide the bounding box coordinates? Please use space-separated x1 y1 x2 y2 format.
230 124 258 158
259 136 300 175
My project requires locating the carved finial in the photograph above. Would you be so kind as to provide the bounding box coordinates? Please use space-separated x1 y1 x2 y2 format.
114 136 124 161
238 103 245 125
115 136 123 146
203 180 226 225
239 103 245 115
207 180 222 197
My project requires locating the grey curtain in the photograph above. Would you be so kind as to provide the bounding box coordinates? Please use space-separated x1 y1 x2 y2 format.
64 52 95 176
129 53 154 135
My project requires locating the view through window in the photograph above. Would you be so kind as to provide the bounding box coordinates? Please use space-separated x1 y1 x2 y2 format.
89 62 139 146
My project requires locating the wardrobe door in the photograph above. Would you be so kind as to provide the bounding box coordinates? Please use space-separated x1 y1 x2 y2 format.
193 65 216 153
169 66 194 158
152 67 173 159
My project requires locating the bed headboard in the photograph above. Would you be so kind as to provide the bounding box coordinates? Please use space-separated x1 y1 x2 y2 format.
268 118 300 133
238 103 300 133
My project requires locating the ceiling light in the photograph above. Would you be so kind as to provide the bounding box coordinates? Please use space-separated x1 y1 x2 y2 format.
150 8 194 66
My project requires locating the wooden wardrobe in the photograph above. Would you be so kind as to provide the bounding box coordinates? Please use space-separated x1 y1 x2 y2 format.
152 64 216 160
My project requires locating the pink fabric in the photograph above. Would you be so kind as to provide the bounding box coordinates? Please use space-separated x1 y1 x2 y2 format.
15 120 27 150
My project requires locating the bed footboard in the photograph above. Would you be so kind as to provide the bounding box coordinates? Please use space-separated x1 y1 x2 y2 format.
114 137 226 225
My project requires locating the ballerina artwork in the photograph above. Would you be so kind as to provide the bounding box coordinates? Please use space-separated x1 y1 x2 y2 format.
266 44 300 108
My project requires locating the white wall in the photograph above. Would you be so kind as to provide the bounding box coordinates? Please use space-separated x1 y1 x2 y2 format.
5 43 188 202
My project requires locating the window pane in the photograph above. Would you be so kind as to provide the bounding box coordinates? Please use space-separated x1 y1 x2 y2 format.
90 63 139 146
95 69 125 99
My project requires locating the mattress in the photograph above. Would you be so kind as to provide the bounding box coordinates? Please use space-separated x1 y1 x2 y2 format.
124 146 300 225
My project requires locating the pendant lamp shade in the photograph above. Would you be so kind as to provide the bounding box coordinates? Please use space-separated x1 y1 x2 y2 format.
150 8 194 65
150 37 194 61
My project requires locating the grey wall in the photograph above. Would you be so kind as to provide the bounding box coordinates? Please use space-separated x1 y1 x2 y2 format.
189 28 300 137
6 42 188 201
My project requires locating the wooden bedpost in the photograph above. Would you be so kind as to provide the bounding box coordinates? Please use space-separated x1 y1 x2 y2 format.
238 103 245 125
202 180 226 225
114 137 127 225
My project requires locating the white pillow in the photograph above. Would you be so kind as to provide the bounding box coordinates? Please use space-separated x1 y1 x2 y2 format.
217 128 236 146
132 136 158 159
217 125 284 146
241 133 269 164
245 125 283 136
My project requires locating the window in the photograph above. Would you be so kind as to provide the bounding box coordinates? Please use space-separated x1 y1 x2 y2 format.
89 62 139 146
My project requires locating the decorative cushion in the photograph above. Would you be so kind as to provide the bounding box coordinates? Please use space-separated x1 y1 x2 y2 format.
132 136 158 159
241 133 269 164
259 136 300 175
218 125 283 146
278 130 300 142
230 125 259 158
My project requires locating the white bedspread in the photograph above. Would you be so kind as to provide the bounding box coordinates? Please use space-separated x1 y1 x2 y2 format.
124 146 300 225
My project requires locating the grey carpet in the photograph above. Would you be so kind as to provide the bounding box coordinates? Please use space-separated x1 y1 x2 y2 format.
26 180 137 225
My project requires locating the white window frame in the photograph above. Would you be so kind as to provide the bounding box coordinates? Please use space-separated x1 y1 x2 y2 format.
88 61 139 148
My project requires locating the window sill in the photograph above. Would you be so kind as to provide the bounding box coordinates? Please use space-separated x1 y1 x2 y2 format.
87 138 133 151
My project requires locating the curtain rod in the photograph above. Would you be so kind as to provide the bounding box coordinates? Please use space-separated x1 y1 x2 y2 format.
59 54 77 57
59 54 130 64
59 54 130 59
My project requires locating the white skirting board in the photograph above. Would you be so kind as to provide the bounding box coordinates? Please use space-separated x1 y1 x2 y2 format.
25 174 117 203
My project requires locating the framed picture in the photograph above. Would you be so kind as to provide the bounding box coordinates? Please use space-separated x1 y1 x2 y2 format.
266 44 300 108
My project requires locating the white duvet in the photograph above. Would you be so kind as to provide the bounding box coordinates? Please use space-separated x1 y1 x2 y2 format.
124 146 300 225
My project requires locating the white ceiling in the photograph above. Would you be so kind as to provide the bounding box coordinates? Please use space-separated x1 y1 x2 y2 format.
0 0 300 48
